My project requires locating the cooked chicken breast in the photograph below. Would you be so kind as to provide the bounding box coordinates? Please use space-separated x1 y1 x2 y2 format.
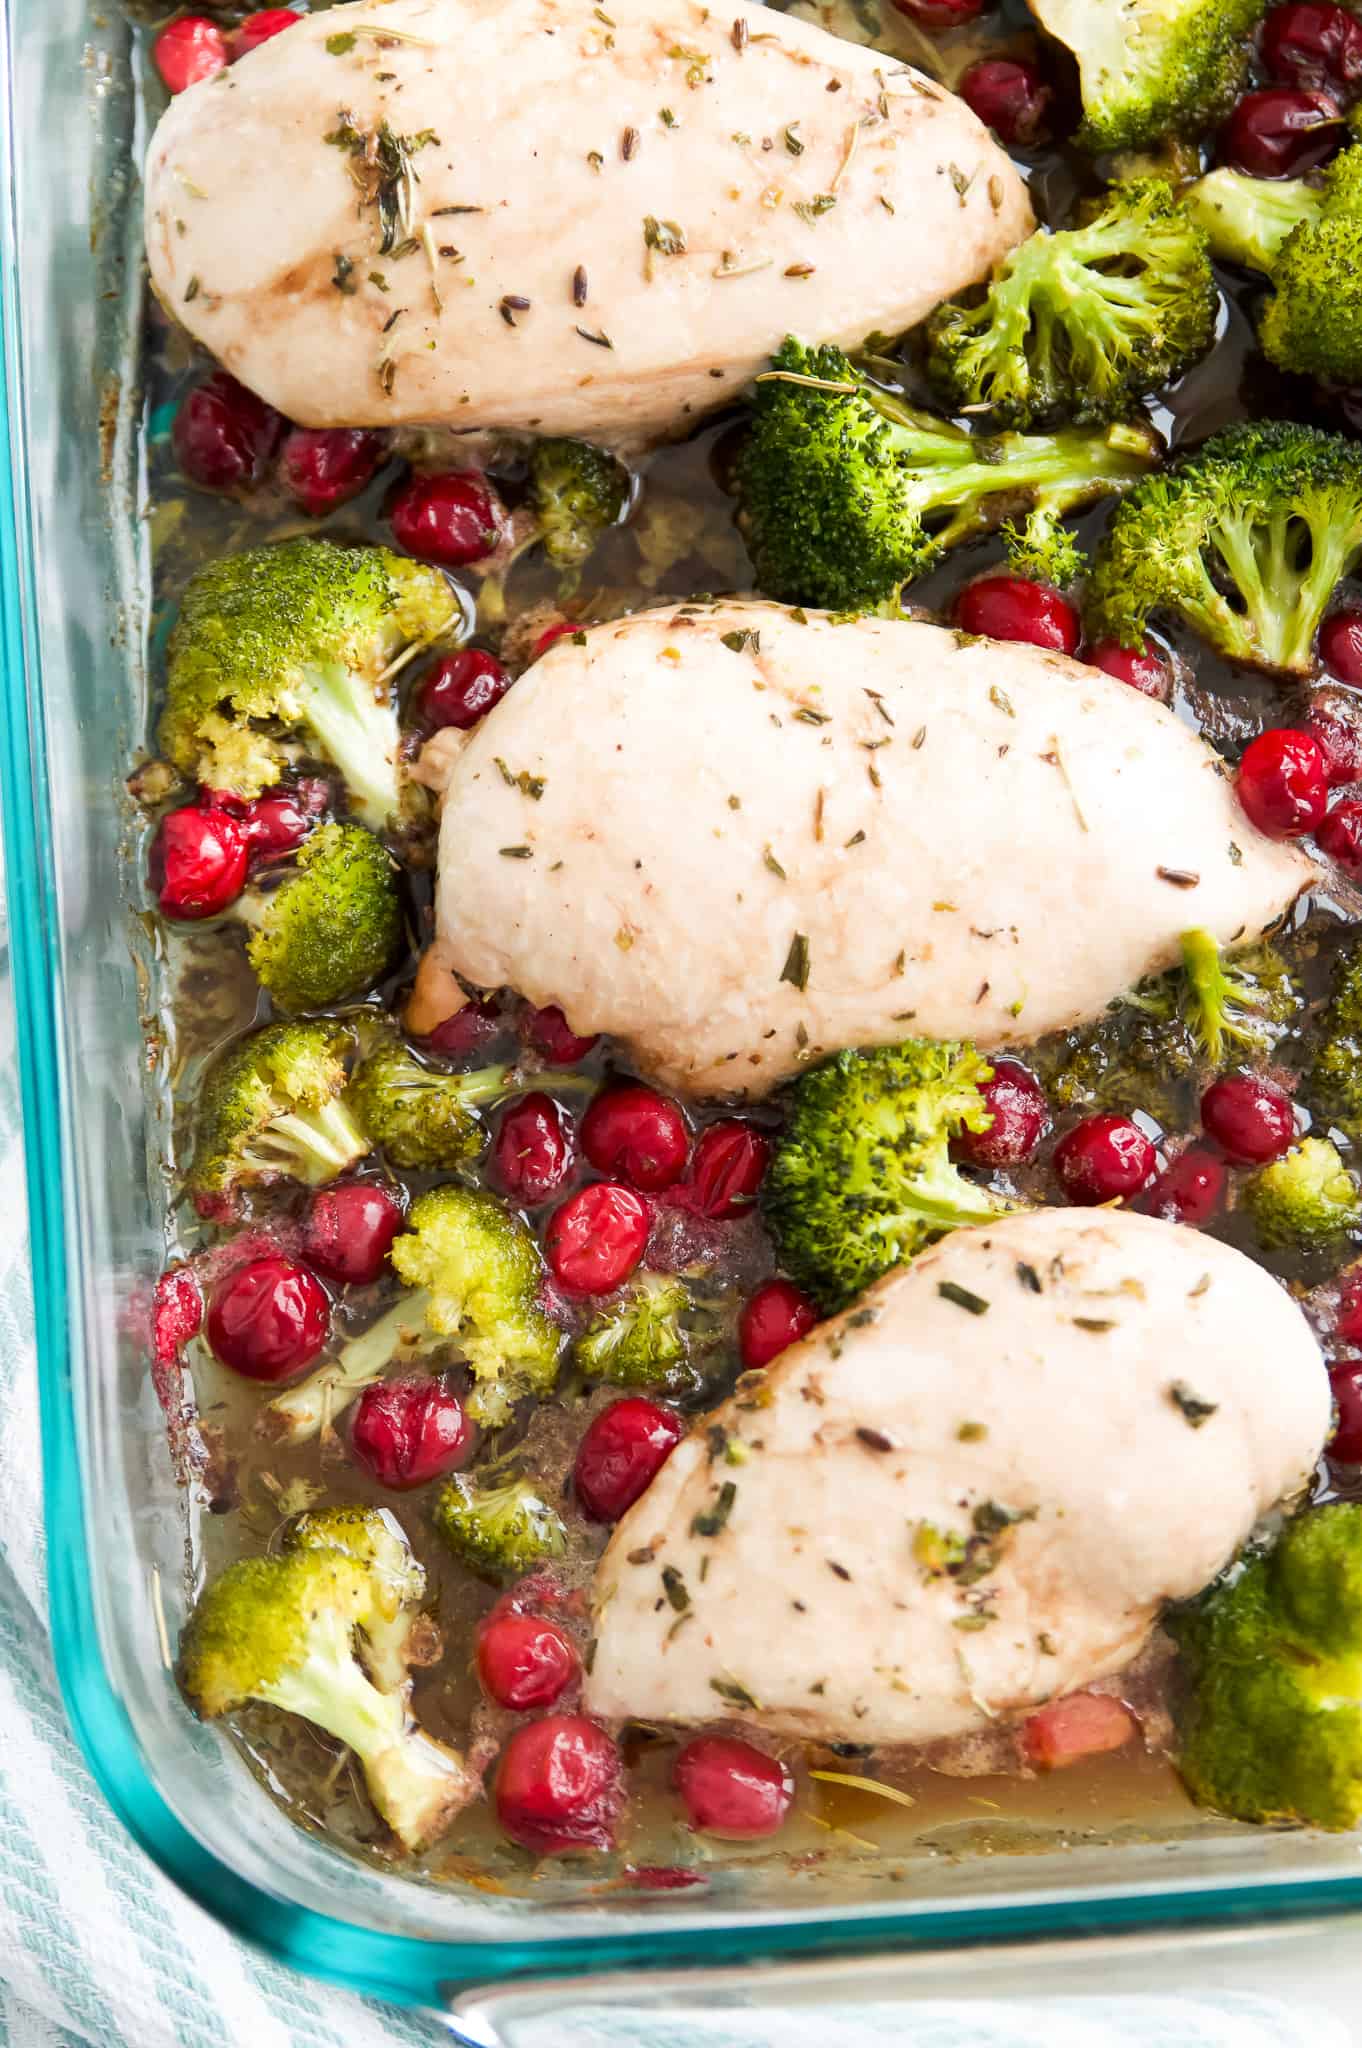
584 1208 1328 1743
432 603 1315 1098
142 0 1032 443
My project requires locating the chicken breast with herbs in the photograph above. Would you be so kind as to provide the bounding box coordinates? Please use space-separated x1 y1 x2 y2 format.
584 1208 1328 1744
142 0 1032 442
431 603 1315 1098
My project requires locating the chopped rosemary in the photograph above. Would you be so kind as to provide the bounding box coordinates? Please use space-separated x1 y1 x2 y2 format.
938 1281 989 1316
780 932 810 991
661 1565 690 1612
691 1480 737 1538
1169 1380 1218 1428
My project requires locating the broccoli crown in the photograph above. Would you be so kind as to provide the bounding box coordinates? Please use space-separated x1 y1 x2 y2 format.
574 1273 692 1391
1243 1136 1362 1250
432 1474 567 1576
1172 1502 1362 1829
1307 946 1362 1132
244 822 402 1014
1177 928 1300 1067
735 339 1158 613
761 1038 1012 1313
347 1034 517 1170
1029 0 1264 155
927 182 1218 429
527 438 630 569
188 1019 369 1207
390 1185 561 1426
283 1504 426 1693
159 538 456 825
1087 419 1362 675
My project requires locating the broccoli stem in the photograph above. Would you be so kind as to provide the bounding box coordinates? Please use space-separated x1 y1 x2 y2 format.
295 660 402 829
240 1099 370 1185
1185 169 1316 277
1210 501 1354 673
886 415 1158 555
261 1289 435 1446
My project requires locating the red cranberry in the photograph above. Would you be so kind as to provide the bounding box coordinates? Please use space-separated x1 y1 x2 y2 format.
1307 708 1362 786
1321 799 1362 871
1201 1073 1296 1163
1053 1114 1156 1205
956 576 1080 653
952 1058 1051 1168
1221 87 1344 177
738 1279 818 1370
1320 610 1362 686
1087 638 1172 701
240 790 315 864
531 620 582 659
574 1396 685 1521
495 1715 623 1854
1338 1269 1362 1346
890 0 984 22
581 1085 690 1192
546 1183 649 1293
1262 4 1362 91
428 997 505 1059
958 57 1051 145
153 14 229 91
1138 1147 1228 1227
150 804 249 919
1328 1358 1362 1461
390 470 503 568
172 373 282 493
1237 728 1329 838
280 427 386 517
477 1611 580 1710
300 1180 404 1285
493 1093 575 1205
207 1255 329 1382
688 1121 770 1218
350 1374 473 1489
233 7 300 55
673 1736 793 1840
1023 1693 1137 1771
419 648 513 730
520 1002 599 1065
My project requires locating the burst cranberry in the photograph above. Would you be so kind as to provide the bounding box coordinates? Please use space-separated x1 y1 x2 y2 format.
958 57 1051 145
581 1085 689 1192
1139 1147 1227 1227
280 427 386 517
952 1058 1050 1168
1023 1693 1137 1771
673 1736 794 1840
546 1183 649 1292
300 1180 404 1285
688 1121 770 1218
520 1002 599 1065
1328 1359 1362 1461
1321 609 1362 686
206 1255 329 1382
1338 1269 1362 1346
172 372 282 493
1237 728 1330 838
890 0 984 22
1262 4 1362 91
477 1612 580 1710
390 470 503 567
419 648 514 731
233 6 301 54
1053 1114 1156 1205
1320 798 1362 870
1307 707 1362 786
956 576 1080 654
531 620 581 659
350 1374 473 1489
493 1093 574 1204
428 997 505 1059
1221 86 1344 177
495 1715 623 1854
151 1264 203 1365
739 1279 818 1370
574 1396 685 1521
153 14 229 90
150 803 249 919
1087 637 1172 701
1200 1073 1296 1163
240 790 315 863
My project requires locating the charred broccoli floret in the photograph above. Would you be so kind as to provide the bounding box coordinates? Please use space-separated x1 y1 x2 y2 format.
526 438 630 570
188 1020 368 1212
159 538 456 825
1308 945 1362 1133
1028 0 1265 155
1087 420 1362 675
239 822 402 1013
432 1474 567 1576
347 1031 526 1170
734 338 1160 612
927 182 1217 428
574 1273 692 1391
282 1504 431 1693
762 1039 1014 1313
1243 1136 1361 1250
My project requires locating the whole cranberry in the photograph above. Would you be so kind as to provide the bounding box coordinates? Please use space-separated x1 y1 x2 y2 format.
477 1611 580 1710
351 1374 474 1489
1200 1073 1296 1163
428 997 505 1060
153 14 229 91
1307 706 1362 785
956 576 1080 654
233 6 301 55
1262 4 1362 92
1138 1147 1228 1227
520 1002 599 1065
574 1396 685 1521
1320 609 1362 686
240 789 316 864
493 1093 575 1205
1087 638 1172 701
1053 1114 1156 1205
1221 86 1344 178
1320 799 1362 870
581 1085 689 1192
207 1255 329 1382
390 470 503 567
419 648 513 730
1328 1358 1362 1461
952 1058 1050 1168
688 1121 770 1218
280 427 386 517
300 1180 404 1285
673 1736 794 1840
890 0 985 22
531 620 582 659
958 57 1052 145
1338 1268 1362 1345
546 1183 649 1292
738 1279 818 1369
172 373 282 493
150 803 249 919
495 1715 623 1854
1237 729 1330 838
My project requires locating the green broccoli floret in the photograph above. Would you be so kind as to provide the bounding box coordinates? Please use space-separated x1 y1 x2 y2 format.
282 1504 430 1694
1187 148 1362 388
432 1474 567 1576
261 1291 447 1447
346 1032 524 1170
1243 1136 1361 1250
1171 1503 1362 1829
1177 929 1301 1066
526 438 630 570
574 1273 692 1391
1028 0 1265 155
1306 946 1362 1134
1087 420 1362 675
927 182 1218 429
734 338 1161 612
761 1039 1014 1314
238 822 403 1014
178 1547 470 1850
159 538 456 826
188 1020 369 1214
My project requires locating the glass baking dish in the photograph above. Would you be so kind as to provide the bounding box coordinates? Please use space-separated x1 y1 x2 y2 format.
9 0 1362 2027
